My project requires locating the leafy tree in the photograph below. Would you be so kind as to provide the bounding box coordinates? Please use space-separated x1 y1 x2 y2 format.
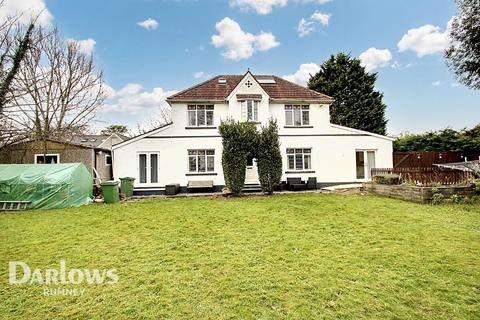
308 53 388 135
101 124 128 136
0 23 35 112
257 119 282 195
219 119 258 195
445 0 480 90
394 124 480 154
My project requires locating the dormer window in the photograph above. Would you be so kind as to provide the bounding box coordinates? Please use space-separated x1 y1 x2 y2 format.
285 105 309 127
188 105 214 127
241 100 258 122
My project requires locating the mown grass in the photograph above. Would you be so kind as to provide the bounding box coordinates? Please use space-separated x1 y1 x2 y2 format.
0 193 479 319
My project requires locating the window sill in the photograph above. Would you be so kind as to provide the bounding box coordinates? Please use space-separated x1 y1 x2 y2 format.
285 170 315 174
284 126 313 128
185 173 218 176
185 126 217 129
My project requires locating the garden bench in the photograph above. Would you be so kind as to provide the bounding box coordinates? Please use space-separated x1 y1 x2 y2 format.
187 180 214 191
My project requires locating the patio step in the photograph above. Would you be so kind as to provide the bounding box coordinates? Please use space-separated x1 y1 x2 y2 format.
242 183 262 193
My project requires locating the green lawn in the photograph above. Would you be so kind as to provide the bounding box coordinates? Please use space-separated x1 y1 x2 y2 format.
1 193 479 319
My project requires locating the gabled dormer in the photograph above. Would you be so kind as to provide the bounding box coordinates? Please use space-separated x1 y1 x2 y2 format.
226 71 270 123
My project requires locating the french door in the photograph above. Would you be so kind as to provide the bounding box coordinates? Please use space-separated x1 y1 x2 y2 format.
138 152 160 184
356 150 376 180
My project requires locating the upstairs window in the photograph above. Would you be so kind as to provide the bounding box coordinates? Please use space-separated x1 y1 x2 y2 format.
242 100 258 122
188 105 214 127
188 149 215 173
285 105 309 126
287 148 311 171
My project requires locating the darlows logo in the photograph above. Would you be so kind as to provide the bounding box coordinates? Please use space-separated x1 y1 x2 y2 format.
9 260 119 285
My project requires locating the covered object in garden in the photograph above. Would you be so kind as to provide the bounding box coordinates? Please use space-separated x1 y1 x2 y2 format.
0 163 92 210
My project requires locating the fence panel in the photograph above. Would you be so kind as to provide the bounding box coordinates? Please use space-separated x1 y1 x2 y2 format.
372 167 474 186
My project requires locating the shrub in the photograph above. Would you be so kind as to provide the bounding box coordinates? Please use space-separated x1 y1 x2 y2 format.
431 193 445 205
475 180 480 195
431 187 444 205
219 119 259 195
451 194 463 204
257 119 282 195
374 174 400 185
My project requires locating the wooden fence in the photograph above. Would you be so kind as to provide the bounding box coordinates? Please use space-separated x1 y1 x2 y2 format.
393 151 463 168
372 167 474 186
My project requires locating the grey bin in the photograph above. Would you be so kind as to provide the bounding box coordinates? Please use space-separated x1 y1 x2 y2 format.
165 184 180 196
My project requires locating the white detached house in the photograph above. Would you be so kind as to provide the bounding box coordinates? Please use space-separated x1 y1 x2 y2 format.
112 71 393 194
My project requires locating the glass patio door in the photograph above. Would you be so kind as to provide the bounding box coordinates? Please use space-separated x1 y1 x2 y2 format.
356 150 376 180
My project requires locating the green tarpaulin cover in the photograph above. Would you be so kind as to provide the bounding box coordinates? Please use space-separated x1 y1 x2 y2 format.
0 163 93 210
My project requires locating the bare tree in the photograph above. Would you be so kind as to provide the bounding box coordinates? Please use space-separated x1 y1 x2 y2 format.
129 106 172 136
2 27 107 146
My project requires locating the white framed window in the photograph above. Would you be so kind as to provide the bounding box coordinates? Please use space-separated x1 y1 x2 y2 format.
105 154 112 166
356 150 376 180
34 154 60 164
285 105 309 126
138 152 160 184
187 105 214 127
241 100 258 122
287 148 311 171
188 149 215 173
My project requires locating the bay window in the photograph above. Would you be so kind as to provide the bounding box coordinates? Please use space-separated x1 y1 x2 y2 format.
285 105 309 126
187 105 214 127
188 149 215 173
287 148 312 171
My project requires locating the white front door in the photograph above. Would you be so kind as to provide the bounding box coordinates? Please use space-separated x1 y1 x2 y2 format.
245 156 259 184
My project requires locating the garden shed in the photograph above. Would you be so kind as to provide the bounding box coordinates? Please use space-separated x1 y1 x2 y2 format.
0 163 92 210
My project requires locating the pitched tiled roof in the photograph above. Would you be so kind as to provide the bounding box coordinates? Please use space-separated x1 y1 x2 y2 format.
167 74 333 103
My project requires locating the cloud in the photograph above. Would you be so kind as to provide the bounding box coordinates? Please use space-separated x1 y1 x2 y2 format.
359 47 392 72
0 0 53 27
229 0 331 14
297 19 315 37
298 11 331 37
283 63 320 86
229 0 288 15
211 17 279 60
137 18 159 30
432 81 441 87
102 83 177 115
397 18 453 57
66 38 96 55
311 11 330 26
451 82 460 88
193 71 211 79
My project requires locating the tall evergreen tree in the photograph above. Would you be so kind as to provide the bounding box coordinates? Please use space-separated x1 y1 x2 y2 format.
445 0 480 90
308 53 388 135
257 119 282 195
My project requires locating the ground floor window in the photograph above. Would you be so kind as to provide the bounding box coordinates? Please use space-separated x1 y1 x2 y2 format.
138 152 159 184
34 154 59 164
105 154 112 165
287 148 311 171
356 150 376 179
188 149 215 173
